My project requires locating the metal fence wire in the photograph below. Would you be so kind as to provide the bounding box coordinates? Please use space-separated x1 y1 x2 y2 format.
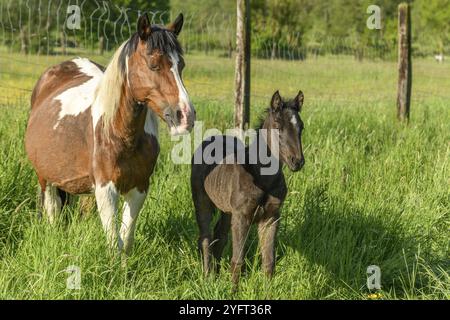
0 1 449 106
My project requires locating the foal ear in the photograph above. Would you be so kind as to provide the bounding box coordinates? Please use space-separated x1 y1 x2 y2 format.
168 13 184 36
270 90 283 111
294 90 304 112
137 13 151 40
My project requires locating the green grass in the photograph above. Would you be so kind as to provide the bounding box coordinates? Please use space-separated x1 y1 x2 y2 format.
0 51 448 299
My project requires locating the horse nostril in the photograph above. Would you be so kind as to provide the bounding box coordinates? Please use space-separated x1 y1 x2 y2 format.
176 110 183 122
299 158 305 167
291 157 304 170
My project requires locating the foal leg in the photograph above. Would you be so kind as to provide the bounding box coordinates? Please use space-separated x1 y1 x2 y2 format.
194 196 215 276
95 182 121 251
231 213 251 292
257 213 280 278
120 188 146 255
212 212 231 272
196 210 213 275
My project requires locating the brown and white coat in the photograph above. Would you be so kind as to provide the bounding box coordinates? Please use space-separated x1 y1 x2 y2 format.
25 14 195 254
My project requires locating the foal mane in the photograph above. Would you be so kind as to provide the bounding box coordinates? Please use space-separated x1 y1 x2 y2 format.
256 108 271 131
93 26 183 134
256 96 299 130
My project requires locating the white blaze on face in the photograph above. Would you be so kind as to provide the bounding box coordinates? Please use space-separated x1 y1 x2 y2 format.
291 115 298 128
169 52 195 135
53 58 103 129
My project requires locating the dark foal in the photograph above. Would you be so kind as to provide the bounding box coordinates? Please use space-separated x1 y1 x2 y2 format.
191 90 305 290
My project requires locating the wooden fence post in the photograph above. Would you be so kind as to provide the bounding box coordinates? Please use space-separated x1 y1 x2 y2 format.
234 0 251 131
20 27 29 55
60 32 67 55
397 3 412 122
99 36 105 56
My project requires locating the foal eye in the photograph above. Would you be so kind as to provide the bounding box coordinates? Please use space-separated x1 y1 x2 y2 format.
150 65 160 72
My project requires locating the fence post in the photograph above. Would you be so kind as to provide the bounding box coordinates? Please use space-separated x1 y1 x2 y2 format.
234 0 250 132
20 27 28 55
60 32 66 55
99 36 105 55
397 3 412 122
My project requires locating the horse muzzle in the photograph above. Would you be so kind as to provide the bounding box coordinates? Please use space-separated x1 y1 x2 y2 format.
288 156 305 172
163 103 196 136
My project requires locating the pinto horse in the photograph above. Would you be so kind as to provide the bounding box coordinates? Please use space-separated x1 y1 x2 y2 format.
24 13 195 254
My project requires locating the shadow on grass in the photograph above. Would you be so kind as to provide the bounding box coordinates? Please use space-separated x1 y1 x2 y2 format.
133 182 418 292
279 183 422 293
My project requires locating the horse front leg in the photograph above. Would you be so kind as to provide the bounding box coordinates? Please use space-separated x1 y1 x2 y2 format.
230 213 251 292
95 182 121 252
257 213 280 278
120 188 147 255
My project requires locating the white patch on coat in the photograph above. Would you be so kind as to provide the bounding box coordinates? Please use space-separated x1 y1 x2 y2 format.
120 188 147 254
95 181 122 250
144 108 159 139
53 58 103 129
169 52 195 135
290 115 298 127
43 184 62 224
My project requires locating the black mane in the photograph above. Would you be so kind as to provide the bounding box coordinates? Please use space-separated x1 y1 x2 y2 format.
119 26 183 74
257 95 302 130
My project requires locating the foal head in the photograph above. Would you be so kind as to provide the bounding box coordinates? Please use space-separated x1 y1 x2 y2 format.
122 13 195 135
266 90 305 172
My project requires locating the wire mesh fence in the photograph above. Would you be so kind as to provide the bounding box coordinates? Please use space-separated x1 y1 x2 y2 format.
0 0 402 58
0 1 449 109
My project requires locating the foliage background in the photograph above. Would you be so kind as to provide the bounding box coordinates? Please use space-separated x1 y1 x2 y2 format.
0 0 449 58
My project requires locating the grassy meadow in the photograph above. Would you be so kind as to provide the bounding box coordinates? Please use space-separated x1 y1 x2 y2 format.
0 49 448 299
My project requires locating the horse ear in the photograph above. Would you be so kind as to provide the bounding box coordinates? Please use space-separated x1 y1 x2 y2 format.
270 90 283 111
168 13 184 36
294 90 304 112
137 13 151 40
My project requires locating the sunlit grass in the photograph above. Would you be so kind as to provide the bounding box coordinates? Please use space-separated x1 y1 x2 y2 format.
0 51 448 299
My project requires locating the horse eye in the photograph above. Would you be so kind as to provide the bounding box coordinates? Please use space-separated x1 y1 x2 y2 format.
274 116 282 125
150 64 160 72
